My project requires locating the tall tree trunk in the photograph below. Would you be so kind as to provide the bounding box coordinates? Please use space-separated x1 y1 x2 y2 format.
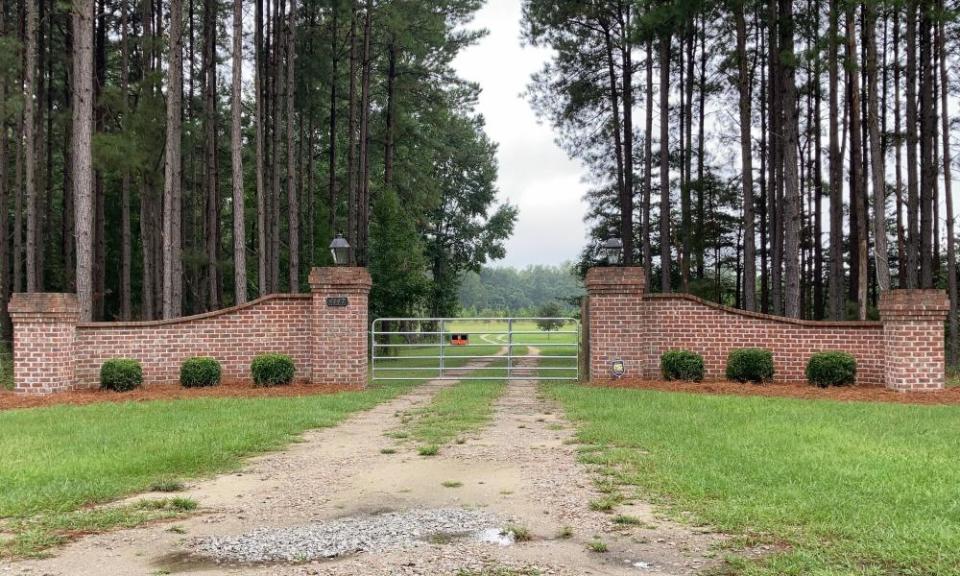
894 10 906 289
813 0 825 318
939 10 957 364
356 0 372 265
905 0 920 287
24 0 37 292
120 0 132 319
695 15 706 281
601 20 626 259
384 38 397 191
681 18 694 290
918 1 934 288
643 38 653 289
138 0 154 319
269 0 281 291
345 3 358 264
13 105 21 295
0 3 8 336
306 118 316 265
865 0 890 292
73 0 95 321
40 0 53 294
232 0 247 304
63 35 75 297
163 0 184 318
736 0 756 311
759 12 769 312
327 4 339 238
93 0 106 319
768 0 782 314
619 2 635 266
287 0 299 290
779 0 800 318
255 0 267 295
659 32 671 292
204 0 220 309
846 2 868 319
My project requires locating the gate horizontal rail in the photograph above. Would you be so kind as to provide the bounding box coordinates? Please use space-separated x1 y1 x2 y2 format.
371 317 580 382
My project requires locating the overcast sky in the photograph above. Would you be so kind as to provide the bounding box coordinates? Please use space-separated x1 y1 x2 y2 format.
452 0 590 269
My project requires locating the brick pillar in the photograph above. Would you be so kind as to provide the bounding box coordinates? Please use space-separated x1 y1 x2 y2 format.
308 267 372 387
8 293 80 394
584 267 646 381
878 289 950 391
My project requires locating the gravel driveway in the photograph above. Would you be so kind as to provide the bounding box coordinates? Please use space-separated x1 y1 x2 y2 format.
0 372 724 576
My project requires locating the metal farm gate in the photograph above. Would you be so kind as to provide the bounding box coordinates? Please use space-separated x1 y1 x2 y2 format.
371 318 580 381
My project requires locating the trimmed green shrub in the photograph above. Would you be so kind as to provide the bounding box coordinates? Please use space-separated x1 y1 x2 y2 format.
251 354 296 387
179 356 222 388
806 351 857 388
725 348 774 383
100 358 143 392
660 350 705 382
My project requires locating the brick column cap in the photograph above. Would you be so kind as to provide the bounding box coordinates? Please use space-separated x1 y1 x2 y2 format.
878 289 950 320
8 293 80 319
308 266 372 293
584 266 646 296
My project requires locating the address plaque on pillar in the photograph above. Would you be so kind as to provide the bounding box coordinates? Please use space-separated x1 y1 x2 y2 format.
326 297 349 307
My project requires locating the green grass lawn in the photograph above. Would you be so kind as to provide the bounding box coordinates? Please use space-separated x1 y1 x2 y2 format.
546 384 960 576
405 380 505 452
0 381 418 521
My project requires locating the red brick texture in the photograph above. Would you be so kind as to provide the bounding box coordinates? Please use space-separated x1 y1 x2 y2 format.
8 294 81 394
74 295 313 389
308 267 372 387
584 267 949 391
11 267 372 394
878 290 951 391
584 267 647 382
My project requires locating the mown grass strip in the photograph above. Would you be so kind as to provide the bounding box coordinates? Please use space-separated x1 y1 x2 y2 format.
399 364 510 453
1 497 197 558
546 383 960 575
0 380 418 520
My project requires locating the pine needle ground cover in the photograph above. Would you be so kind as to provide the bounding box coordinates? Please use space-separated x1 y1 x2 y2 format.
547 384 960 575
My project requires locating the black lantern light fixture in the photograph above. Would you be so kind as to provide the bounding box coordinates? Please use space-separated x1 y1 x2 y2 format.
329 234 350 266
600 237 623 266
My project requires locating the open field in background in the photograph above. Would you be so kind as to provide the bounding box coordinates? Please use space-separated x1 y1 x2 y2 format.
546 383 960 575
373 319 579 381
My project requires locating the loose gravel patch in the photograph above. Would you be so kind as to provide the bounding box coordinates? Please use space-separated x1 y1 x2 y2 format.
194 508 499 563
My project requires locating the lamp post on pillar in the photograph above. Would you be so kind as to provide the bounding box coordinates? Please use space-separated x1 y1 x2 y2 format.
600 237 623 266
329 234 350 266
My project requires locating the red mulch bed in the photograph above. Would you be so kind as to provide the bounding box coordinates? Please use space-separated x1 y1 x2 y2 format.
591 379 960 405
0 380 361 411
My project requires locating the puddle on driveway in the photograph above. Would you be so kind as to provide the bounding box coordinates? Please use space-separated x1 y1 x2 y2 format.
475 527 515 546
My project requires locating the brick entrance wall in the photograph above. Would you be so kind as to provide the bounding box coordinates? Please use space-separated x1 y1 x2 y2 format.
75 295 312 388
10 267 372 394
584 266 949 391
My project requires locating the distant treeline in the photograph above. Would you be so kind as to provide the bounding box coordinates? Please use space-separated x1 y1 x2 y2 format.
458 264 584 316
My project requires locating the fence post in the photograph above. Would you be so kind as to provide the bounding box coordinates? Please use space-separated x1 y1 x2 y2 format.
308 267 372 387
8 293 80 394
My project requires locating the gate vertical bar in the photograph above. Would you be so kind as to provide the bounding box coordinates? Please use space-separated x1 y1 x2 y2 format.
576 319 581 381
439 319 445 379
507 318 513 380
